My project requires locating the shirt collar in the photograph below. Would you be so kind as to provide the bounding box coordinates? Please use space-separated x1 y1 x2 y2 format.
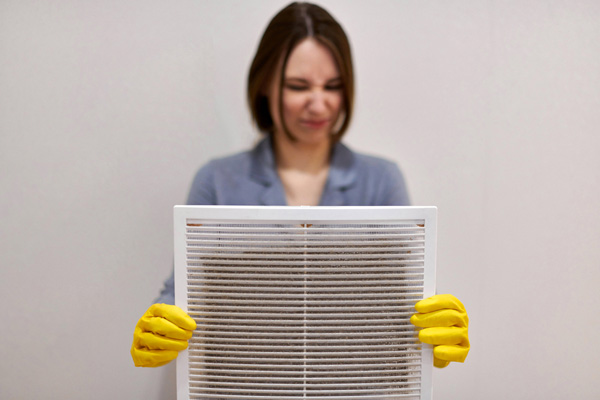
249 136 278 186
328 140 357 190
249 136 358 198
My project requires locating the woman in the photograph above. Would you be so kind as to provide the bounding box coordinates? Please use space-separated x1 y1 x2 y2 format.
131 2 469 370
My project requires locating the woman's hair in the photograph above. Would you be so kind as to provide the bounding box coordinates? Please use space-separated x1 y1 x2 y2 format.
247 2 354 141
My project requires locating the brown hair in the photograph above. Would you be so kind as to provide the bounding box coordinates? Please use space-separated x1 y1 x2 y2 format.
247 2 354 141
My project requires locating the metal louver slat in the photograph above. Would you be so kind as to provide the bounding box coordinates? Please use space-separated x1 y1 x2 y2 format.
175 206 436 400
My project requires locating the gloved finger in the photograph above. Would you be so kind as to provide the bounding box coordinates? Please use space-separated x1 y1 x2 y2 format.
147 304 197 331
433 344 470 363
131 345 179 368
136 330 191 351
433 357 450 369
418 326 468 346
139 316 194 340
415 294 465 314
410 308 468 328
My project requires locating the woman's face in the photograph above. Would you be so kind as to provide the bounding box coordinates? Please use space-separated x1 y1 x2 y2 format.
268 38 344 148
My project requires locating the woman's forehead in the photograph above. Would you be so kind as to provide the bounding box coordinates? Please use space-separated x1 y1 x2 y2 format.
284 38 340 79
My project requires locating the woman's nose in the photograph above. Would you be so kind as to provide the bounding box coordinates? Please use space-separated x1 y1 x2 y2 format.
307 90 328 113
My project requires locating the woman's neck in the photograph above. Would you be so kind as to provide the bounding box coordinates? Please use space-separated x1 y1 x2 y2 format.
272 134 333 206
273 134 332 173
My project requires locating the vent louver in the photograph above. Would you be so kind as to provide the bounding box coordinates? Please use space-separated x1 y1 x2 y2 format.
175 206 436 400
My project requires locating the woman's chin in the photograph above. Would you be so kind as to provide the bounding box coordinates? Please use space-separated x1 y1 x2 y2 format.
294 128 333 146
295 134 332 148
274 126 333 149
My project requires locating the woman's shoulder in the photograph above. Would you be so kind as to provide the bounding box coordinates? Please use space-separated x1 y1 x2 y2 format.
187 138 277 205
187 147 257 205
336 142 402 175
356 152 399 170
333 143 410 206
196 143 261 177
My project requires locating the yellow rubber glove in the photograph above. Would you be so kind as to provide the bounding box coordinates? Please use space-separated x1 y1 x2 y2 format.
131 303 197 367
410 294 470 368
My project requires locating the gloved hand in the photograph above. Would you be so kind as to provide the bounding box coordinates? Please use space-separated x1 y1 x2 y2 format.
410 294 470 368
131 303 197 367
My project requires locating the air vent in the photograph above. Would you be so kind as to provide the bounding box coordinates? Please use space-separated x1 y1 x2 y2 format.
175 206 436 400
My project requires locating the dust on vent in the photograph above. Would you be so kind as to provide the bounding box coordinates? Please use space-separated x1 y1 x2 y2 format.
175 206 436 400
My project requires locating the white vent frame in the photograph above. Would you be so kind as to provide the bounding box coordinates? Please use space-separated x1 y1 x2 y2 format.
175 205 436 400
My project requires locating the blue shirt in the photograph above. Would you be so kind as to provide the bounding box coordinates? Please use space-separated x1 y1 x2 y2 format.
155 137 410 304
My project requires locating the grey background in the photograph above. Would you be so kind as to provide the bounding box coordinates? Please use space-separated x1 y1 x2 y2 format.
1 1 599 399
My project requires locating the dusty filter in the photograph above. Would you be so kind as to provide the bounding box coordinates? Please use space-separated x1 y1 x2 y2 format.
174 206 436 400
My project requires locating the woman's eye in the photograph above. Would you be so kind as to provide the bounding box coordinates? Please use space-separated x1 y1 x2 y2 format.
285 84 308 91
284 82 343 91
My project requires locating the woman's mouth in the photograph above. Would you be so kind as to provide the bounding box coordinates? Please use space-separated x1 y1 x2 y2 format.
300 119 330 129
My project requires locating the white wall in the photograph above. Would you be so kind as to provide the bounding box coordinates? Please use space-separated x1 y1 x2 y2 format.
1 1 598 399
